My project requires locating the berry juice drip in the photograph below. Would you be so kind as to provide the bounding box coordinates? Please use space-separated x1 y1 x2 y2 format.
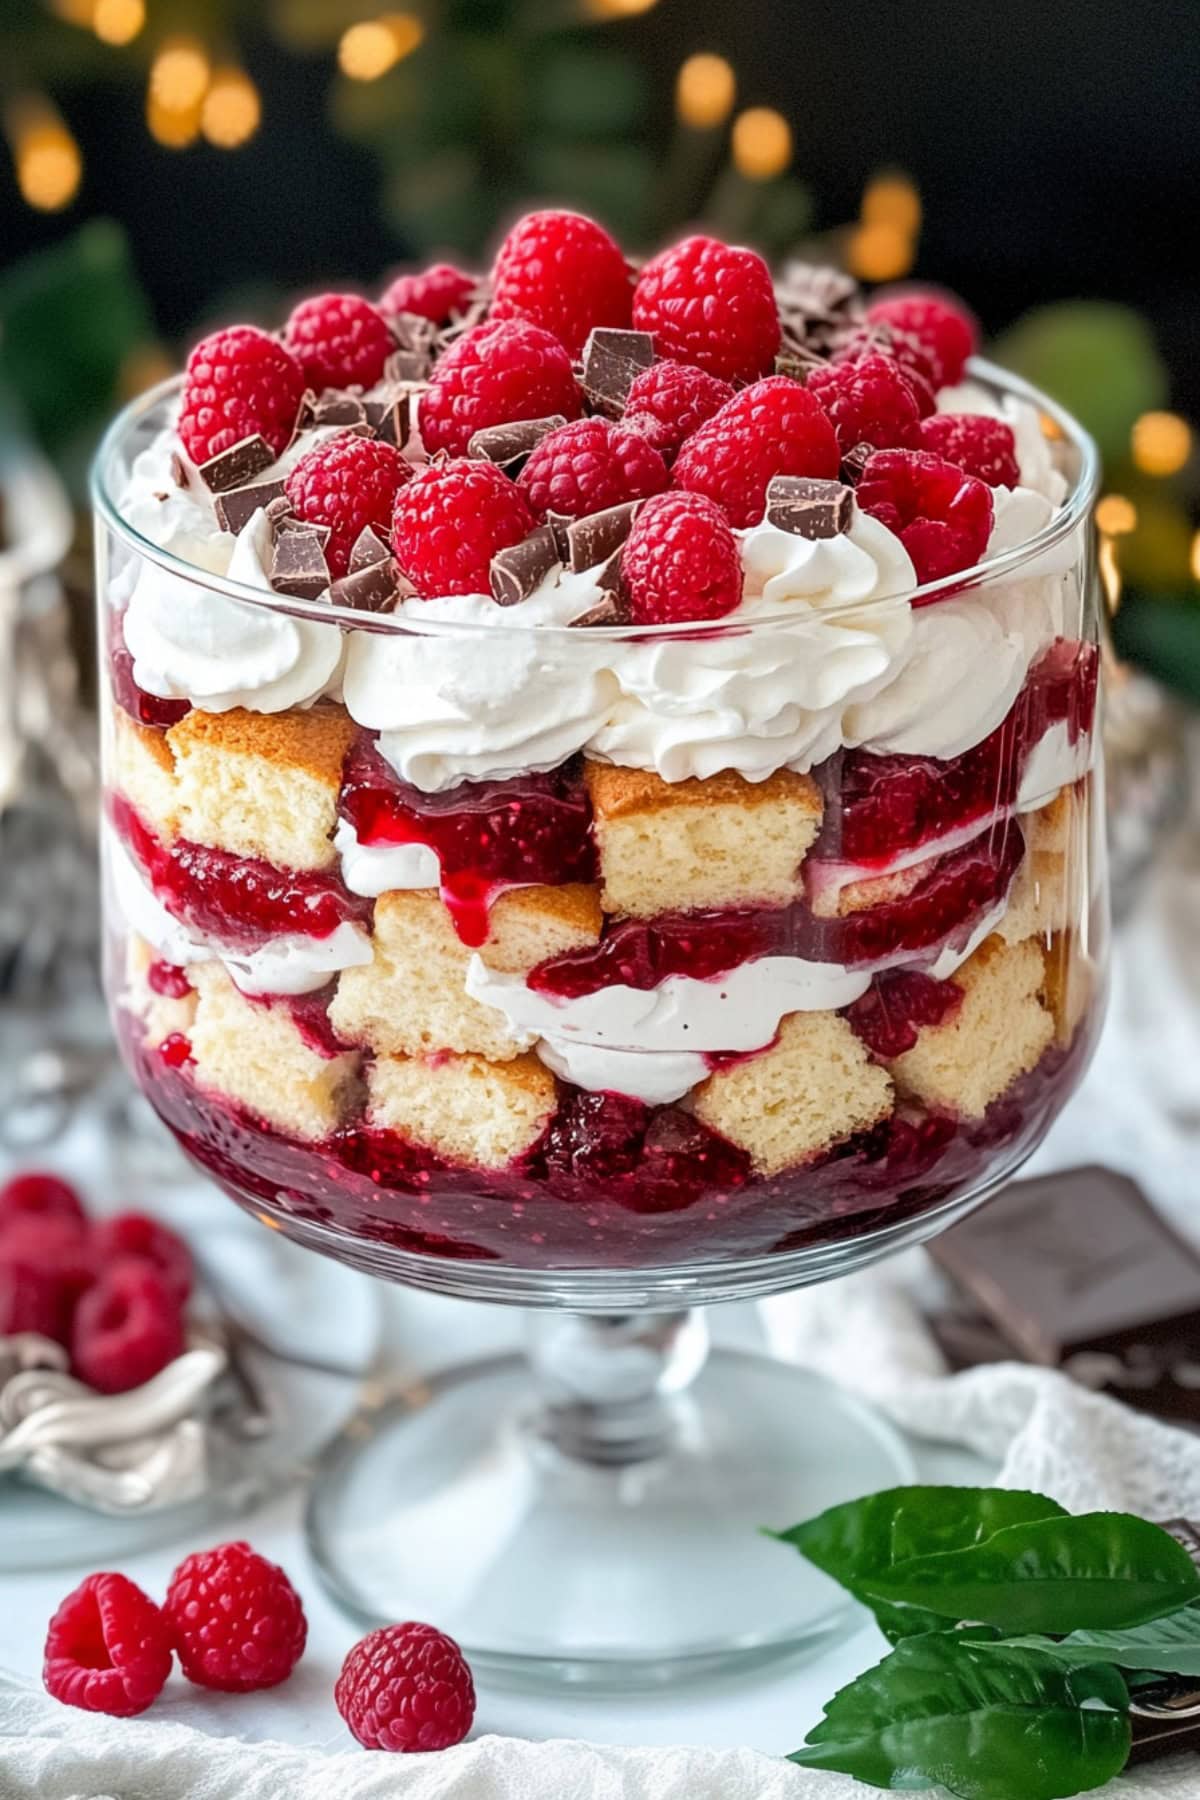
109 795 370 950
529 822 1024 999
339 738 597 946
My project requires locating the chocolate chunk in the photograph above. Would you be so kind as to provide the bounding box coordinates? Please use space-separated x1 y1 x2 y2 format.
840 442 874 484
930 1167 1200 1422
384 348 432 383
269 526 330 599
348 525 391 573
570 590 629 629
489 525 561 606
580 327 655 417
197 434 275 493
567 500 640 573
765 475 852 538
365 382 424 448
277 516 331 550
214 478 287 535
312 389 368 428
169 451 189 489
467 415 567 471
777 261 861 320
330 557 400 613
386 310 439 357
265 494 293 527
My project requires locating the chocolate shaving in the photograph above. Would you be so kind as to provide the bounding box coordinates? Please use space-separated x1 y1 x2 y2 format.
777 261 861 320
570 590 629 629
169 451 189 490
567 500 640 573
330 557 400 614
384 348 433 383
214 478 287 535
366 381 425 448
349 525 392 573
489 525 561 607
435 293 490 351
467 415 566 470
269 528 330 599
385 310 439 357
198 434 275 494
545 511 573 560
312 389 368 428
765 475 853 539
580 327 655 417
840 442 874 485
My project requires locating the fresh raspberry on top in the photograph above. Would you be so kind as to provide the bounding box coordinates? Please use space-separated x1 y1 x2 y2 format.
178 326 305 466
857 448 994 586
0 1170 86 1230
491 209 632 358
0 1214 92 1344
283 292 394 392
623 360 734 460
393 458 536 597
44 1572 173 1718
622 490 742 625
285 434 411 578
833 324 938 416
866 289 980 388
91 1211 194 1307
806 352 924 453
919 413 1020 487
380 262 476 325
672 376 840 528
632 235 781 385
516 416 668 521
419 318 582 458
71 1259 185 1394
335 1621 476 1753
165 1540 307 1693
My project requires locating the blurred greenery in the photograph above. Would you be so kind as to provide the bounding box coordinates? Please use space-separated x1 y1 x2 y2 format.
992 302 1170 466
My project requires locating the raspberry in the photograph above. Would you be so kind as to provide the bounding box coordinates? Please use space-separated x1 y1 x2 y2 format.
285 434 411 578
866 289 980 388
919 412 1021 487
283 292 394 392
632 235 780 385
178 326 305 466
516 416 668 521
857 448 994 586
491 209 632 358
165 1540 306 1693
806 352 924 453
833 323 938 416
71 1259 185 1394
380 262 476 325
335 1622 475 1753
44 1573 172 1717
623 360 734 460
672 376 840 528
393 458 536 597
419 318 583 458
91 1212 194 1307
0 1215 92 1344
0 1169 86 1230
622 491 742 625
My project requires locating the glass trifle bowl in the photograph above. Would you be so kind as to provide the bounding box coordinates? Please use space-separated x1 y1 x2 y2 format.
93 260 1105 1684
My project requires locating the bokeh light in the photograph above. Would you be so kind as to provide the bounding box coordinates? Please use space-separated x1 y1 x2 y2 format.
847 220 914 283
675 54 736 130
338 14 424 80
1191 530 1200 583
202 68 262 148
587 0 660 16
731 107 792 181
150 39 211 113
6 100 83 212
1096 494 1139 536
1131 410 1192 478
93 0 145 45
146 95 202 148
861 170 922 237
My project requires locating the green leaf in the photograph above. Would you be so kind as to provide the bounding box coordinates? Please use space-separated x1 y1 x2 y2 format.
790 1633 1131 1800
993 1602 1200 1677
771 1486 1069 1641
864 1514 1200 1635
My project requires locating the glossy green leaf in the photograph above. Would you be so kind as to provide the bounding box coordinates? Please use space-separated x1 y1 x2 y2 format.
994 1603 1200 1676
790 1633 1131 1800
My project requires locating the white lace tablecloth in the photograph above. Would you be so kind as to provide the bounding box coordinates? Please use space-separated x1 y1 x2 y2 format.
1 812 1198 1796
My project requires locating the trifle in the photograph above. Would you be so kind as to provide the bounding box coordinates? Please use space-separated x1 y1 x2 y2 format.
96 212 1105 1279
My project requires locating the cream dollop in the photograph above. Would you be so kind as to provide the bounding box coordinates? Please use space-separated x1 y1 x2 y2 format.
333 819 440 897
122 509 345 715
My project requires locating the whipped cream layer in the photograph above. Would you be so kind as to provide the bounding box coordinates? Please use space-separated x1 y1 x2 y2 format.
333 818 440 898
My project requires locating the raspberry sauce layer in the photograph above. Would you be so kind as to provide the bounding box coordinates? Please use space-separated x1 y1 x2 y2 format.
108 608 189 730
339 739 597 945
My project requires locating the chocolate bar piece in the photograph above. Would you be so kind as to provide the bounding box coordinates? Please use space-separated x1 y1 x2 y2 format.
467 415 567 471
567 500 640 573
312 389 368 428
269 526 330 599
198 434 275 493
765 475 852 539
348 525 391 573
930 1168 1200 1421
581 327 655 417
214 478 287 535
841 441 874 484
489 525 560 607
329 558 399 613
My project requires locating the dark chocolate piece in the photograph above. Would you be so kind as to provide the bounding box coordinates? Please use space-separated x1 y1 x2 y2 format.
197 434 274 493
329 558 399 613
269 527 330 599
312 389 368 428
581 327 655 417
364 384 413 448
214 478 287 535
841 442 874 484
776 260 866 357
265 494 293 528
489 525 560 607
276 517 331 550
546 511 573 560
386 310 438 357
765 475 852 538
349 525 391 573
467 415 567 470
170 451 189 489
570 591 628 629
384 348 432 383
567 500 640 573
930 1168 1200 1421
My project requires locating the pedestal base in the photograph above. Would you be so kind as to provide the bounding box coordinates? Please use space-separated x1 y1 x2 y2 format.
306 1349 913 1688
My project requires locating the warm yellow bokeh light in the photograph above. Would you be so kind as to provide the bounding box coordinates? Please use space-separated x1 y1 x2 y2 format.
861 171 922 237
1131 410 1192 478
93 0 145 45
675 53 736 129
1095 494 1138 536
6 101 83 211
338 13 424 79
847 221 914 283
731 107 792 181
587 0 659 16
1191 530 1200 583
48 0 94 26
202 68 262 148
146 94 202 148
150 39 211 113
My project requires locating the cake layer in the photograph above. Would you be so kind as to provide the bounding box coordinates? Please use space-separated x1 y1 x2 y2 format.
367 1051 557 1169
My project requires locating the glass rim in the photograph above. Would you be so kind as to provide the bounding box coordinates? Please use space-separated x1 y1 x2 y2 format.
91 356 1101 641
